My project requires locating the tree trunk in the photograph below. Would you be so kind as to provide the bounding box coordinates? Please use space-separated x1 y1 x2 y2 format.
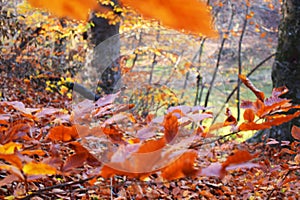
270 0 300 141
248 0 300 143
90 0 121 95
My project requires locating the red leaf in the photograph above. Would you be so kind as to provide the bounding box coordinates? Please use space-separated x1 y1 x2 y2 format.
291 125 300 140
239 75 265 101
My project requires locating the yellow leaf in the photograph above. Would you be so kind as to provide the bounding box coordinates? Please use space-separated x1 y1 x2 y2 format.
27 0 100 21
121 0 217 37
23 162 56 176
0 142 22 154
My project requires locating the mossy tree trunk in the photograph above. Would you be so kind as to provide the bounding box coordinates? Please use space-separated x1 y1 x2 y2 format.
270 0 300 141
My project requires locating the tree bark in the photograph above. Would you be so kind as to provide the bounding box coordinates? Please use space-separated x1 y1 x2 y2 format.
90 0 121 95
270 0 300 141
247 0 300 143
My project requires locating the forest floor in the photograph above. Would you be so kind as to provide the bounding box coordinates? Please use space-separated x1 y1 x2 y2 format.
0 73 299 200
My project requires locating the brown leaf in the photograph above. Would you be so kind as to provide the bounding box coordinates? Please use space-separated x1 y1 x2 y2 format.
68 142 101 167
199 162 226 179
0 174 19 187
61 153 88 172
224 108 237 126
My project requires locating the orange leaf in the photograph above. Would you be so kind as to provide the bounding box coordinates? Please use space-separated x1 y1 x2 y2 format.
27 0 100 21
121 0 217 37
46 125 79 142
239 74 265 101
137 137 166 153
21 150 46 156
163 113 178 143
161 150 198 180
23 162 56 176
222 150 255 168
243 109 255 122
291 125 300 140
239 122 270 131
0 154 23 169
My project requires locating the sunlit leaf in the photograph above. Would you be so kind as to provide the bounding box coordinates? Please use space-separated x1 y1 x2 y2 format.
23 162 56 176
0 142 22 154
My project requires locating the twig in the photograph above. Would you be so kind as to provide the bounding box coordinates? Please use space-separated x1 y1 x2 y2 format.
204 2 234 108
20 176 95 200
236 3 249 121
189 131 238 149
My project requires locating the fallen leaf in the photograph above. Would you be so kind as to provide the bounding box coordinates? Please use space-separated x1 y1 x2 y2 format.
23 162 56 176
46 125 79 142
